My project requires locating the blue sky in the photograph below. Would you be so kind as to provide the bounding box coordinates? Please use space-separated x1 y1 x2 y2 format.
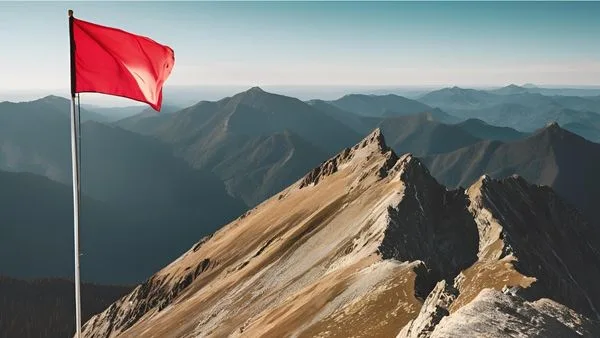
1 1 599 93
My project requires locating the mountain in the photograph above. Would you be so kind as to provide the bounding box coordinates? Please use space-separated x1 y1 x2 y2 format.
329 93 439 118
80 130 600 337
111 104 181 129
455 118 528 141
0 168 244 284
0 98 246 283
81 105 145 122
0 96 239 205
83 104 181 123
0 95 108 122
309 100 526 151
118 87 363 206
0 170 121 280
563 122 600 143
489 84 530 95
123 87 361 155
376 112 481 156
0 104 240 207
418 87 600 135
211 130 328 206
419 87 498 111
112 108 174 136
423 123 600 226
491 85 600 98
525 86 600 97
307 99 379 134
552 95 600 113
467 104 600 133
0 276 130 338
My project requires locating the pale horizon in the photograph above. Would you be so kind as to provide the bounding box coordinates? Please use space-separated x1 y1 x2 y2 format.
1 1 599 99
3 82 600 107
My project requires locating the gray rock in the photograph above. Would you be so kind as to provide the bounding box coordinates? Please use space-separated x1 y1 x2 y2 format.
431 289 600 338
398 280 457 338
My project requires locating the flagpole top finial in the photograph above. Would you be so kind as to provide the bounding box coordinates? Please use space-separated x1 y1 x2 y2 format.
68 9 73 17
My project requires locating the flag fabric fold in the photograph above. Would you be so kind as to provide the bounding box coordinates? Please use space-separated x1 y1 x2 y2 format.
71 18 174 111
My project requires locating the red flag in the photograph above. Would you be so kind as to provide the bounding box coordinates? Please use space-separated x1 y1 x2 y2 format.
71 17 174 111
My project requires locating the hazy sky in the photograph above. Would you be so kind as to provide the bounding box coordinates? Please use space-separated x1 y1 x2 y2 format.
1 1 599 93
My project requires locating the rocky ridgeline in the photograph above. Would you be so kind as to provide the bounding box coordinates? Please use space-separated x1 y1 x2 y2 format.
81 129 600 337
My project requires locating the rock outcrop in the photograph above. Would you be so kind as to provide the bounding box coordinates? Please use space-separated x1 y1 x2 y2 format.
397 280 458 338
430 289 600 337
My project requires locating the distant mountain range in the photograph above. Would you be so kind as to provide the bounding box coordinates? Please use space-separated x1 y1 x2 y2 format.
328 93 434 118
79 104 145 122
490 84 600 97
0 95 107 123
418 85 600 139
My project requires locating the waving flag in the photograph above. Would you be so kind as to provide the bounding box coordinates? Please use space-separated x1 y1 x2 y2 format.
70 16 174 110
67 10 175 338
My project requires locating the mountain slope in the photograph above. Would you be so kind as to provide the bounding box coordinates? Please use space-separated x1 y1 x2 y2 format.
119 87 362 206
111 104 180 130
419 87 499 111
0 277 130 338
0 170 121 280
423 123 600 226
376 112 482 156
212 130 328 206
329 93 438 118
0 96 234 203
476 104 600 133
0 169 244 284
418 87 600 135
81 130 600 337
0 98 246 283
455 118 528 141
81 105 145 122
563 122 600 143
307 99 378 133
488 84 530 96
165 87 362 155
0 95 108 122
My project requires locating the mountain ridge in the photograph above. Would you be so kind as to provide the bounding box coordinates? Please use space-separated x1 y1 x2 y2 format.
80 128 600 337
424 122 600 226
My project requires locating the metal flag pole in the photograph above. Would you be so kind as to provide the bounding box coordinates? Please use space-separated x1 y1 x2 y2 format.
68 9 83 338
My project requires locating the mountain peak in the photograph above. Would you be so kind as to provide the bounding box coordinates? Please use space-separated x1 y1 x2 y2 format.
298 128 396 188
360 127 386 150
247 86 265 93
35 95 69 105
535 121 568 138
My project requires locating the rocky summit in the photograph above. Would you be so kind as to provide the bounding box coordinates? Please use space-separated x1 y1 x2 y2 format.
81 129 600 337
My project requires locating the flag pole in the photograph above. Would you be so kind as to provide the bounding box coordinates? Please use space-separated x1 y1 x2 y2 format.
68 9 83 338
